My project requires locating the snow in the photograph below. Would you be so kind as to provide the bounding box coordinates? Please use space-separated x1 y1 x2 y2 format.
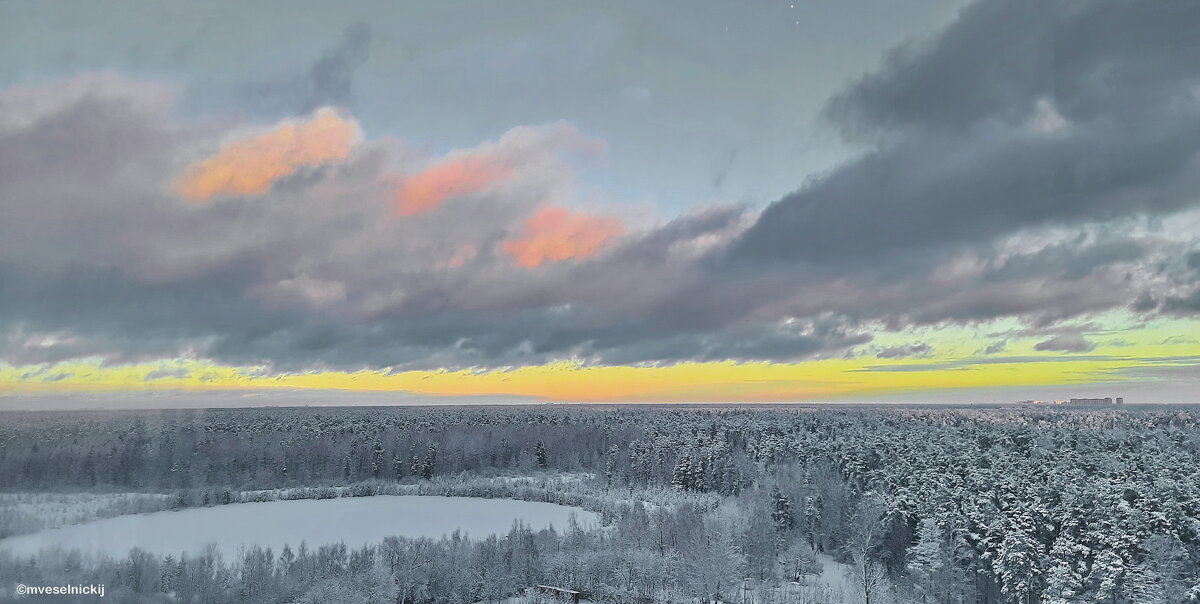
770 553 857 604
0 495 598 560
810 552 855 598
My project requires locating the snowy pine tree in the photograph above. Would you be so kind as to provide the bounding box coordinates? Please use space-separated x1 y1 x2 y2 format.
1091 549 1126 604
996 511 1043 604
771 485 795 533
1042 534 1084 604
604 444 619 486
671 455 690 491
420 444 436 479
1124 560 1167 604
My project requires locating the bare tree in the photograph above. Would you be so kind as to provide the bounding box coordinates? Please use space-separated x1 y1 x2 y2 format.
847 497 891 604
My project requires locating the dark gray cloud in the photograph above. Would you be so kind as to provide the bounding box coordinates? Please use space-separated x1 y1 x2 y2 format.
853 354 1120 373
0 390 537 411
982 341 1006 355
713 0 1200 335
1132 292 1159 313
1163 289 1200 315
876 342 932 359
1034 333 1096 353
983 239 1145 282
728 0 1200 267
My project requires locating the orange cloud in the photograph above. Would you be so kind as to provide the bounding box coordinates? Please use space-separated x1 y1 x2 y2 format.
175 108 358 201
502 205 624 268
395 155 511 216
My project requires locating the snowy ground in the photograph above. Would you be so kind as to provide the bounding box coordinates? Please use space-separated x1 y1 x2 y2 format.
715 554 857 604
775 552 857 603
0 495 599 560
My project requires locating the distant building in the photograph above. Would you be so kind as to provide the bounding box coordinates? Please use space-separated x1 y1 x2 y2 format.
1018 397 1124 405
1069 397 1120 405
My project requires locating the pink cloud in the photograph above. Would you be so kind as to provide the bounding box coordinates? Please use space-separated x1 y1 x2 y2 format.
175 108 358 201
502 205 624 268
394 155 511 216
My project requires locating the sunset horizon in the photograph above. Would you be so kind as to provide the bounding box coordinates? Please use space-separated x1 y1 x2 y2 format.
4 0 1200 407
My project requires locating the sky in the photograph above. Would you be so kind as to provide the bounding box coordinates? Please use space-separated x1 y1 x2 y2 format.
2 0 1200 408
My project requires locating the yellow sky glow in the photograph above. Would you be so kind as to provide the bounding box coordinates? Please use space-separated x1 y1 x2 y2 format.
4 314 1197 403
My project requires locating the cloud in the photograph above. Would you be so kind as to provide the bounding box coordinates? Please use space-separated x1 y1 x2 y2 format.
710 0 1200 334
447 244 477 268
175 107 360 201
1034 333 1096 353
983 239 1145 282
240 22 373 115
250 274 348 310
144 367 191 381
2 76 807 371
728 0 1200 267
502 205 624 268
876 342 932 359
393 120 603 217
306 22 373 112
1163 289 1200 315
1132 292 1158 313
6 0 1200 381
395 155 512 216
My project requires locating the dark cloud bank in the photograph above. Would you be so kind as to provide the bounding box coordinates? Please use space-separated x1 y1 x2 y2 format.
2 0 1200 373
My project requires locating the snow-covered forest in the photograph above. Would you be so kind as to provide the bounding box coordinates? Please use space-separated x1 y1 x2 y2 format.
2 404 1200 603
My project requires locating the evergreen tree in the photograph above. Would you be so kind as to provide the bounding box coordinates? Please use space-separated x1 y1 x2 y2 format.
996 511 1044 604
771 485 795 533
1091 549 1126 604
803 496 820 546
370 440 384 479
1043 534 1084 604
690 449 707 491
420 443 436 480
671 455 691 491
721 455 739 495
604 444 619 486
1124 560 1167 604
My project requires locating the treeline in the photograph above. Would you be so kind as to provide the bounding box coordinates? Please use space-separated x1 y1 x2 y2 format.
0 407 713 492
3 405 1200 602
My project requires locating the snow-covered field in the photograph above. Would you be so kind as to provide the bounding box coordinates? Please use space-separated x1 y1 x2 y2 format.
0 495 598 559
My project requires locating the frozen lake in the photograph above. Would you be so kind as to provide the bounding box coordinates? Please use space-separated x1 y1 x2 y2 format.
0 495 597 559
